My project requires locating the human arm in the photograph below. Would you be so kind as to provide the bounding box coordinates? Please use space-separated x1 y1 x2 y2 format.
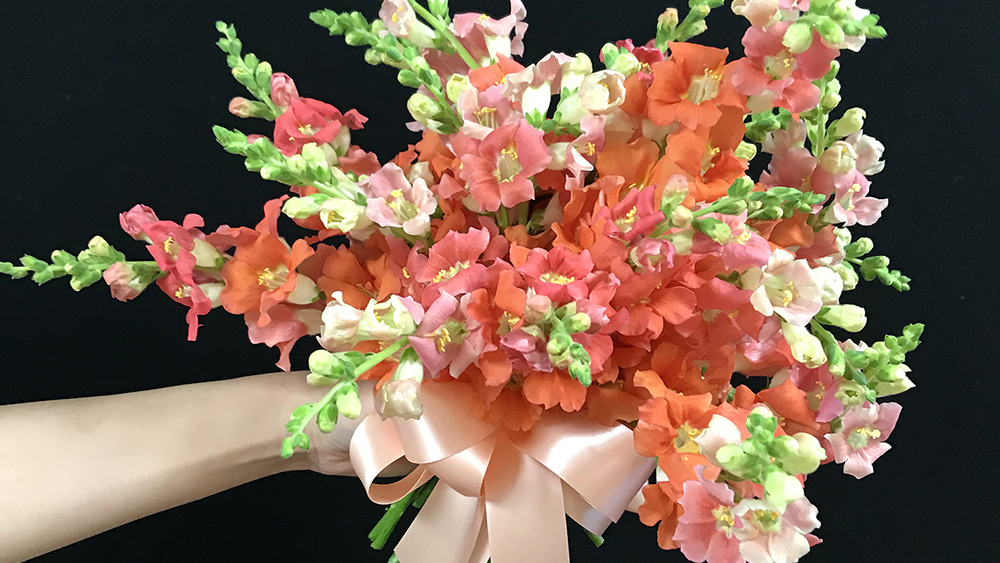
0 371 371 563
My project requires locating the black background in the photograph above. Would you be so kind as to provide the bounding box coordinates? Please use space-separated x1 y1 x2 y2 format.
1 1 998 561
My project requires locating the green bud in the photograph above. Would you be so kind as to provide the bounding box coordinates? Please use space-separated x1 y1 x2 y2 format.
734 141 758 162
547 332 573 357
658 8 679 30
609 52 641 76
816 17 846 46
714 199 748 216
444 74 472 103
693 218 732 244
599 43 620 68
86 236 113 258
344 30 367 46
781 433 825 476
821 90 842 112
783 21 814 53
569 361 592 387
716 444 750 475
846 237 874 258
763 468 804 510
309 349 344 377
406 92 442 128
564 313 592 334
832 108 866 138
306 372 337 387
817 304 867 332
364 48 382 65
335 387 363 419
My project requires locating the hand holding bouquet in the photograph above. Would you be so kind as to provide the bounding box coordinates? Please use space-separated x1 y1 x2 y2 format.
2 1 923 562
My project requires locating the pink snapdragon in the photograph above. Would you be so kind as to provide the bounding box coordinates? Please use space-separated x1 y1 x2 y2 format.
826 402 901 478
409 292 489 378
460 119 551 211
379 0 436 48
273 97 366 156
691 212 771 271
731 22 838 114
825 169 888 227
742 249 824 326
731 0 779 28
519 246 595 304
672 468 745 563
363 163 437 236
270 72 299 108
452 0 528 60
733 497 820 563
415 227 491 301
458 85 519 140
596 186 664 241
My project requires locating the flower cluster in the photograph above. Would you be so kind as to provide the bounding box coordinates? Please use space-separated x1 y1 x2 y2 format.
1 1 921 562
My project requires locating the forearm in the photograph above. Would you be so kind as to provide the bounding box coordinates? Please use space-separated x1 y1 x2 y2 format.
0 371 331 562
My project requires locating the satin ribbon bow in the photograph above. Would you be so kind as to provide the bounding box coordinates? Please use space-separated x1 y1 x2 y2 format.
350 382 656 563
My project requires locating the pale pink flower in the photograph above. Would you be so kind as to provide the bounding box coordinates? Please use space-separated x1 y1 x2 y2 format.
578 70 627 115
119 204 160 240
826 402 901 478
363 163 437 236
731 22 838 114
673 467 745 563
731 0 779 28
742 249 824 326
317 291 364 352
458 84 519 140
828 169 888 227
691 212 771 271
409 293 489 378
733 497 819 563
845 130 885 175
452 0 528 60
379 0 436 48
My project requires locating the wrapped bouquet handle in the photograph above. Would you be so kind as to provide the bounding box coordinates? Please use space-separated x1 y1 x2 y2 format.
350 383 656 563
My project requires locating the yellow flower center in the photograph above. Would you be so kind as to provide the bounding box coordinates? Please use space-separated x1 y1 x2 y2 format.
682 68 723 104
433 261 470 284
712 506 736 530
540 272 575 285
257 265 288 290
673 422 703 454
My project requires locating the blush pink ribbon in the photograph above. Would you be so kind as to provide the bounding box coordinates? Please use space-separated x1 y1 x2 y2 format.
350 382 656 563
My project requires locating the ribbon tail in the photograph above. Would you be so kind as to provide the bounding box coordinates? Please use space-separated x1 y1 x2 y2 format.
395 483 485 563
484 435 569 563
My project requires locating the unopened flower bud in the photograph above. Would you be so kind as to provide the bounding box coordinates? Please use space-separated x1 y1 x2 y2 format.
270 72 299 107
670 206 693 229
781 322 828 369
763 469 804 510
336 388 363 419
523 293 553 324
86 236 113 258
780 433 826 476
309 349 343 377
658 8 679 30
783 21 814 54
191 238 225 269
446 73 473 102
406 92 442 128
832 108 866 138
561 53 594 92
568 360 592 387
818 304 867 332
609 52 641 76
835 380 867 407
546 331 573 357
821 90 842 112
102 262 153 302
282 194 326 219
564 312 592 333
228 97 255 118
735 141 758 161
716 444 750 475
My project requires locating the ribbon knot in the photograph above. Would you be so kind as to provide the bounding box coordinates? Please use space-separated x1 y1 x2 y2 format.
350 382 655 563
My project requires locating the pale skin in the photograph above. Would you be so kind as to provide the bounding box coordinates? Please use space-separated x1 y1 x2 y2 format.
0 371 401 563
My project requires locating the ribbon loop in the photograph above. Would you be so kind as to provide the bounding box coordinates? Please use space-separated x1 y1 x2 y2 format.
349 383 656 563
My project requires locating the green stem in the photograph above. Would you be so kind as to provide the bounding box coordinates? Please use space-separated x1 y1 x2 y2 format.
407 0 480 69
691 197 733 219
369 477 438 549
299 338 410 431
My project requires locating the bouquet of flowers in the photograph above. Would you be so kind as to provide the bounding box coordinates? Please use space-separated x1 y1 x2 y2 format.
1 1 924 562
